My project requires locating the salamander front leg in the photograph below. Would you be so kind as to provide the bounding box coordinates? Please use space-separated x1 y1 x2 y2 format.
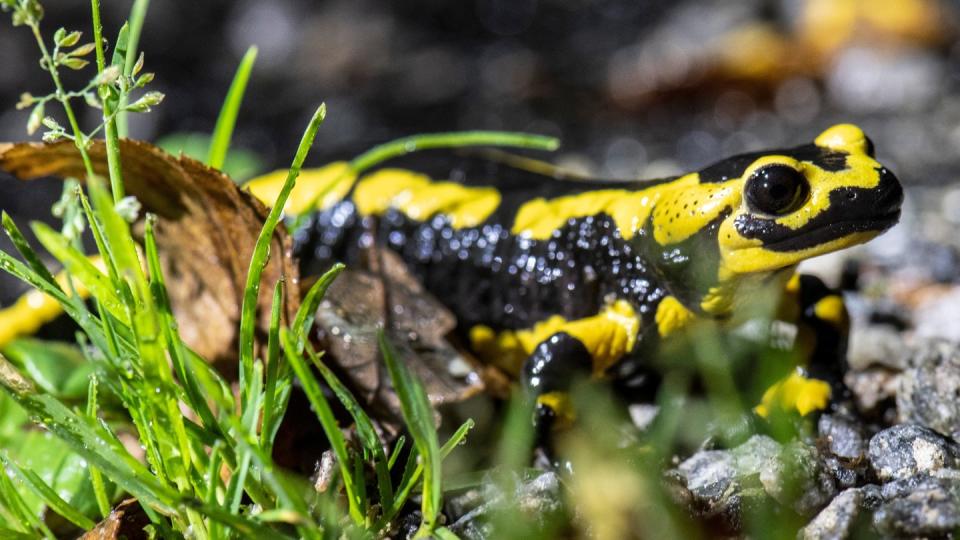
520 331 594 442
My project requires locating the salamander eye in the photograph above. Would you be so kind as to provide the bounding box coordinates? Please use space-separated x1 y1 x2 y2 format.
745 165 809 216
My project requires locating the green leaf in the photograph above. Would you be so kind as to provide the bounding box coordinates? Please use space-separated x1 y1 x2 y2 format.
1 339 94 399
208 45 258 169
378 333 442 536
30 221 126 322
291 263 343 352
310 348 394 510
0 353 181 514
0 453 96 530
239 104 325 405
1 211 58 288
281 329 364 524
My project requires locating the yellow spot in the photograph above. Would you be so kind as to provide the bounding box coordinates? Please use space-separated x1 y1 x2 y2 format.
353 169 501 228
0 257 103 349
562 300 639 374
755 370 832 418
785 273 801 293
813 295 849 331
720 231 878 275
537 391 576 428
655 296 696 337
244 161 356 215
470 301 640 376
814 124 870 155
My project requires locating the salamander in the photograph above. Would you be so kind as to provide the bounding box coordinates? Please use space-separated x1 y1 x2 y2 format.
246 123 902 429
0 124 903 430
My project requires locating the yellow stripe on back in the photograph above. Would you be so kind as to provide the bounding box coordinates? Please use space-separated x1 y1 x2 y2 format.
353 169 501 228
245 161 356 214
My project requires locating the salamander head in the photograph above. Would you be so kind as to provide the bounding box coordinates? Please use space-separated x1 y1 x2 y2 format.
708 124 903 277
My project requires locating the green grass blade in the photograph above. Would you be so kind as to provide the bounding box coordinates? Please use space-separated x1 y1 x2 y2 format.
239 104 325 403
0 453 96 530
77 187 121 285
0 250 107 354
86 377 111 519
348 131 560 175
1 212 58 288
261 279 285 450
0 527 37 540
0 355 181 514
381 419 473 529
208 46 258 169
117 0 149 137
310 347 393 510
143 215 222 437
388 436 406 470
378 333 441 536
0 458 54 538
281 328 364 524
29 222 126 320
291 263 344 352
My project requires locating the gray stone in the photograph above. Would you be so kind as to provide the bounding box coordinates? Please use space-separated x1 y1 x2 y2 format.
874 475 960 537
897 338 960 439
798 488 863 540
846 324 909 371
818 414 867 461
676 435 837 518
868 424 960 482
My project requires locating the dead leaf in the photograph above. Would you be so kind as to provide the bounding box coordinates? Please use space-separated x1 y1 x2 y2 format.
80 498 149 540
312 248 489 433
0 139 299 369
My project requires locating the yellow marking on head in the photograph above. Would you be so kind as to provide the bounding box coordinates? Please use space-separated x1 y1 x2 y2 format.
353 169 501 228
814 124 870 155
537 391 576 428
470 301 640 376
717 125 892 275
655 296 696 338
813 295 849 331
244 162 356 214
755 369 831 418
649 178 738 245
720 231 877 276
0 257 103 349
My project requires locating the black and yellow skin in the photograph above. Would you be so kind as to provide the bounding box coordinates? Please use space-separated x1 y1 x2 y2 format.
0 124 903 432
271 123 902 428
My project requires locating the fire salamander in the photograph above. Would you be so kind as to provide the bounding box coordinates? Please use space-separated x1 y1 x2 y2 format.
0 124 903 434
258 123 902 431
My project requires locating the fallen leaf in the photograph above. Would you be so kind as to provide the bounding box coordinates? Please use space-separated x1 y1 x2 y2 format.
80 498 149 540
312 248 490 432
0 139 299 369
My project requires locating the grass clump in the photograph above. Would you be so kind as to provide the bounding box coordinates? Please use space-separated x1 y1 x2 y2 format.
0 2 557 538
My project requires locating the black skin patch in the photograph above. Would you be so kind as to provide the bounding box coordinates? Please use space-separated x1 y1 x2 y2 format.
698 144 849 184
734 167 903 252
521 332 593 394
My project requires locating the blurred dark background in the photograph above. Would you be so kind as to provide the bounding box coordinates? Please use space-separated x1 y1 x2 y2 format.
2 0 960 303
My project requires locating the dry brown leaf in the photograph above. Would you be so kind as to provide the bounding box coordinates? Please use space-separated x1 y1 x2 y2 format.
311 248 489 433
0 139 299 369
80 498 149 540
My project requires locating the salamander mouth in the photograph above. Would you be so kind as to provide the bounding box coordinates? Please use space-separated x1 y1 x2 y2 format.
761 210 900 252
